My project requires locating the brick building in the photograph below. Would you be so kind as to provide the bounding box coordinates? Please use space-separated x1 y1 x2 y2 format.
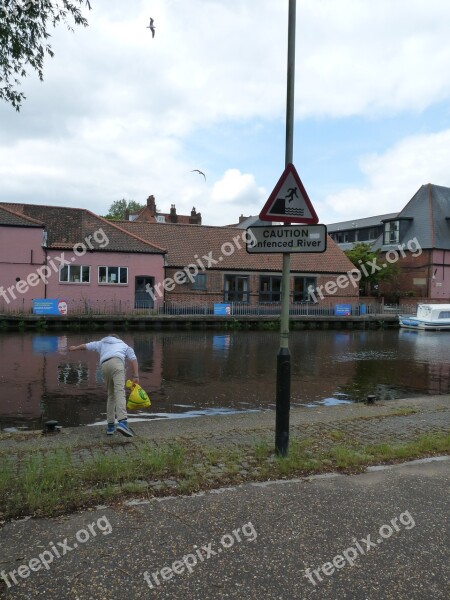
131 195 202 225
118 221 358 306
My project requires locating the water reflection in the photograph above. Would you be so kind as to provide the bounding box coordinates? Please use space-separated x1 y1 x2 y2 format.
0 329 449 430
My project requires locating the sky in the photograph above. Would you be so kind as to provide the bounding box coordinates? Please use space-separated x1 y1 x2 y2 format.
2 0 450 226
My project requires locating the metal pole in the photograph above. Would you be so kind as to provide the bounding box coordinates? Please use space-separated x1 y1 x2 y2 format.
275 0 296 456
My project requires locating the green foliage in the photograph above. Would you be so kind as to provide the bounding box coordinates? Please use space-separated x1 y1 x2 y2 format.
344 242 400 295
105 199 145 220
0 1 91 110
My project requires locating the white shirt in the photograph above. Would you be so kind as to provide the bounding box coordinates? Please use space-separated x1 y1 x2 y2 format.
85 336 137 365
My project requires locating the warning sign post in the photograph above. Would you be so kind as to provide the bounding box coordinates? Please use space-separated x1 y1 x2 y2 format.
259 163 318 224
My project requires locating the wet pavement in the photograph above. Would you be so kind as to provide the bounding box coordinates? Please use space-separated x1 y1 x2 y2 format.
0 395 449 598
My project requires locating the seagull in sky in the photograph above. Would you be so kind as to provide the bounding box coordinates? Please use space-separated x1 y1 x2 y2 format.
146 18 155 38
191 169 206 181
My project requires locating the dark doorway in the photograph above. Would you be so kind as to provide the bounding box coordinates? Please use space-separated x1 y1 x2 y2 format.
135 276 155 309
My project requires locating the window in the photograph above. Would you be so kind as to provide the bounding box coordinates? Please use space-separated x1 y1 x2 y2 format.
191 273 207 290
60 265 90 283
98 266 128 284
259 276 281 302
438 311 450 319
293 277 317 302
224 275 249 302
384 221 399 244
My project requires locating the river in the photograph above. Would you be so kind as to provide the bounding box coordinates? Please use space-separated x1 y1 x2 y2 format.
0 328 449 431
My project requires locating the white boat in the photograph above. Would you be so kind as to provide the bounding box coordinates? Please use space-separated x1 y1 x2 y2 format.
399 303 450 330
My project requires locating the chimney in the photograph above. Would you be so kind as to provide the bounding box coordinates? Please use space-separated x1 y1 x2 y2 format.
169 204 178 223
239 214 249 224
189 206 199 224
124 208 130 221
147 195 156 217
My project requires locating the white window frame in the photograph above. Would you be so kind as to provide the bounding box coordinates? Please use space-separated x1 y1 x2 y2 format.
59 265 91 283
98 266 128 285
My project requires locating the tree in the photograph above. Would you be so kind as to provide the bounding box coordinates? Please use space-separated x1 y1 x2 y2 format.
344 242 400 296
105 199 145 221
0 0 91 111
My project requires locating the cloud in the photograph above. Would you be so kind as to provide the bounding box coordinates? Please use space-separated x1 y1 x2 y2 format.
2 0 450 226
209 169 266 222
298 0 450 117
323 129 450 222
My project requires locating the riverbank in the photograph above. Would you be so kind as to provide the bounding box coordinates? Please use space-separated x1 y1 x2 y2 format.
0 395 448 520
0 313 399 330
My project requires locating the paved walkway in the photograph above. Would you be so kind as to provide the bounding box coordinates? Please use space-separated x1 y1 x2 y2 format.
0 458 448 599
0 395 449 473
1 396 449 598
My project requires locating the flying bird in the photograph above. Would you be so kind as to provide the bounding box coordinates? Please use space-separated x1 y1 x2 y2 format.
146 18 155 38
191 169 206 181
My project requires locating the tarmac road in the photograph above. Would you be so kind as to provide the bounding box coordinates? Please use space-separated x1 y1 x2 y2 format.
0 457 448 600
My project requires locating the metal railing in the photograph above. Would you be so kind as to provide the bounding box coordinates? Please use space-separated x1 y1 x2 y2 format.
0 299 418 317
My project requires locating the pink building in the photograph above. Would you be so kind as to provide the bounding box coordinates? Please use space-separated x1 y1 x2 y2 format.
0 205 46 311
0 203 166 313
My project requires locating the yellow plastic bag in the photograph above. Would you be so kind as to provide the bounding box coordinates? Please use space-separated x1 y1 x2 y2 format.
126 379 151 410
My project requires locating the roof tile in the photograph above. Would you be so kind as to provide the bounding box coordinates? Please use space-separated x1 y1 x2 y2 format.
118 221 355 273
0 203 165 254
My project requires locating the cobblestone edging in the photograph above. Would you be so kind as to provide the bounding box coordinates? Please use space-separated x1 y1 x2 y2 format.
1 397 448 475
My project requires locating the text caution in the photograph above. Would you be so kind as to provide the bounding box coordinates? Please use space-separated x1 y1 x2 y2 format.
246 225 327 254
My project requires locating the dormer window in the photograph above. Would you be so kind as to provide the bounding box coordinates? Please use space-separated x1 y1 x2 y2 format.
384 221 399 244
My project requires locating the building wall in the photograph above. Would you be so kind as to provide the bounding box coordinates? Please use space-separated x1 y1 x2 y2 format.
378 249 450 301
161 268 359 305
429 249 450 299
45 250 165 312
0 226 46 311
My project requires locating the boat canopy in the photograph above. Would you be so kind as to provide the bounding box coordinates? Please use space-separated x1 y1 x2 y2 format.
416 304 450 321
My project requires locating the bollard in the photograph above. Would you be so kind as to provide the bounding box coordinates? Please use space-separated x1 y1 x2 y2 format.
43 420 61 434
366 394 376 405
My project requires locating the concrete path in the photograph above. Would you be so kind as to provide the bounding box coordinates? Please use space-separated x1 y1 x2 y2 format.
0 457 448 599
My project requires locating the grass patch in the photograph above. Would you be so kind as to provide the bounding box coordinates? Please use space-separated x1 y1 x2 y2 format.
388 407 418 417
0 433 448 520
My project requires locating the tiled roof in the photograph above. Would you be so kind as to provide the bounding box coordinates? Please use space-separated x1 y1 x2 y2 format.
118 221 355 274
394 184 450 250
370 184 450 251
0 203 166 254
326 213 398 231
0 205 44 227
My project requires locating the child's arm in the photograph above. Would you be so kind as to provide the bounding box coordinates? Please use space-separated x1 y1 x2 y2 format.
129 358 139 382
68 344 87 351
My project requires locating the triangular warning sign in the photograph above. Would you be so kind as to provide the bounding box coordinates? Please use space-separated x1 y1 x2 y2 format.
259 163 319 224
